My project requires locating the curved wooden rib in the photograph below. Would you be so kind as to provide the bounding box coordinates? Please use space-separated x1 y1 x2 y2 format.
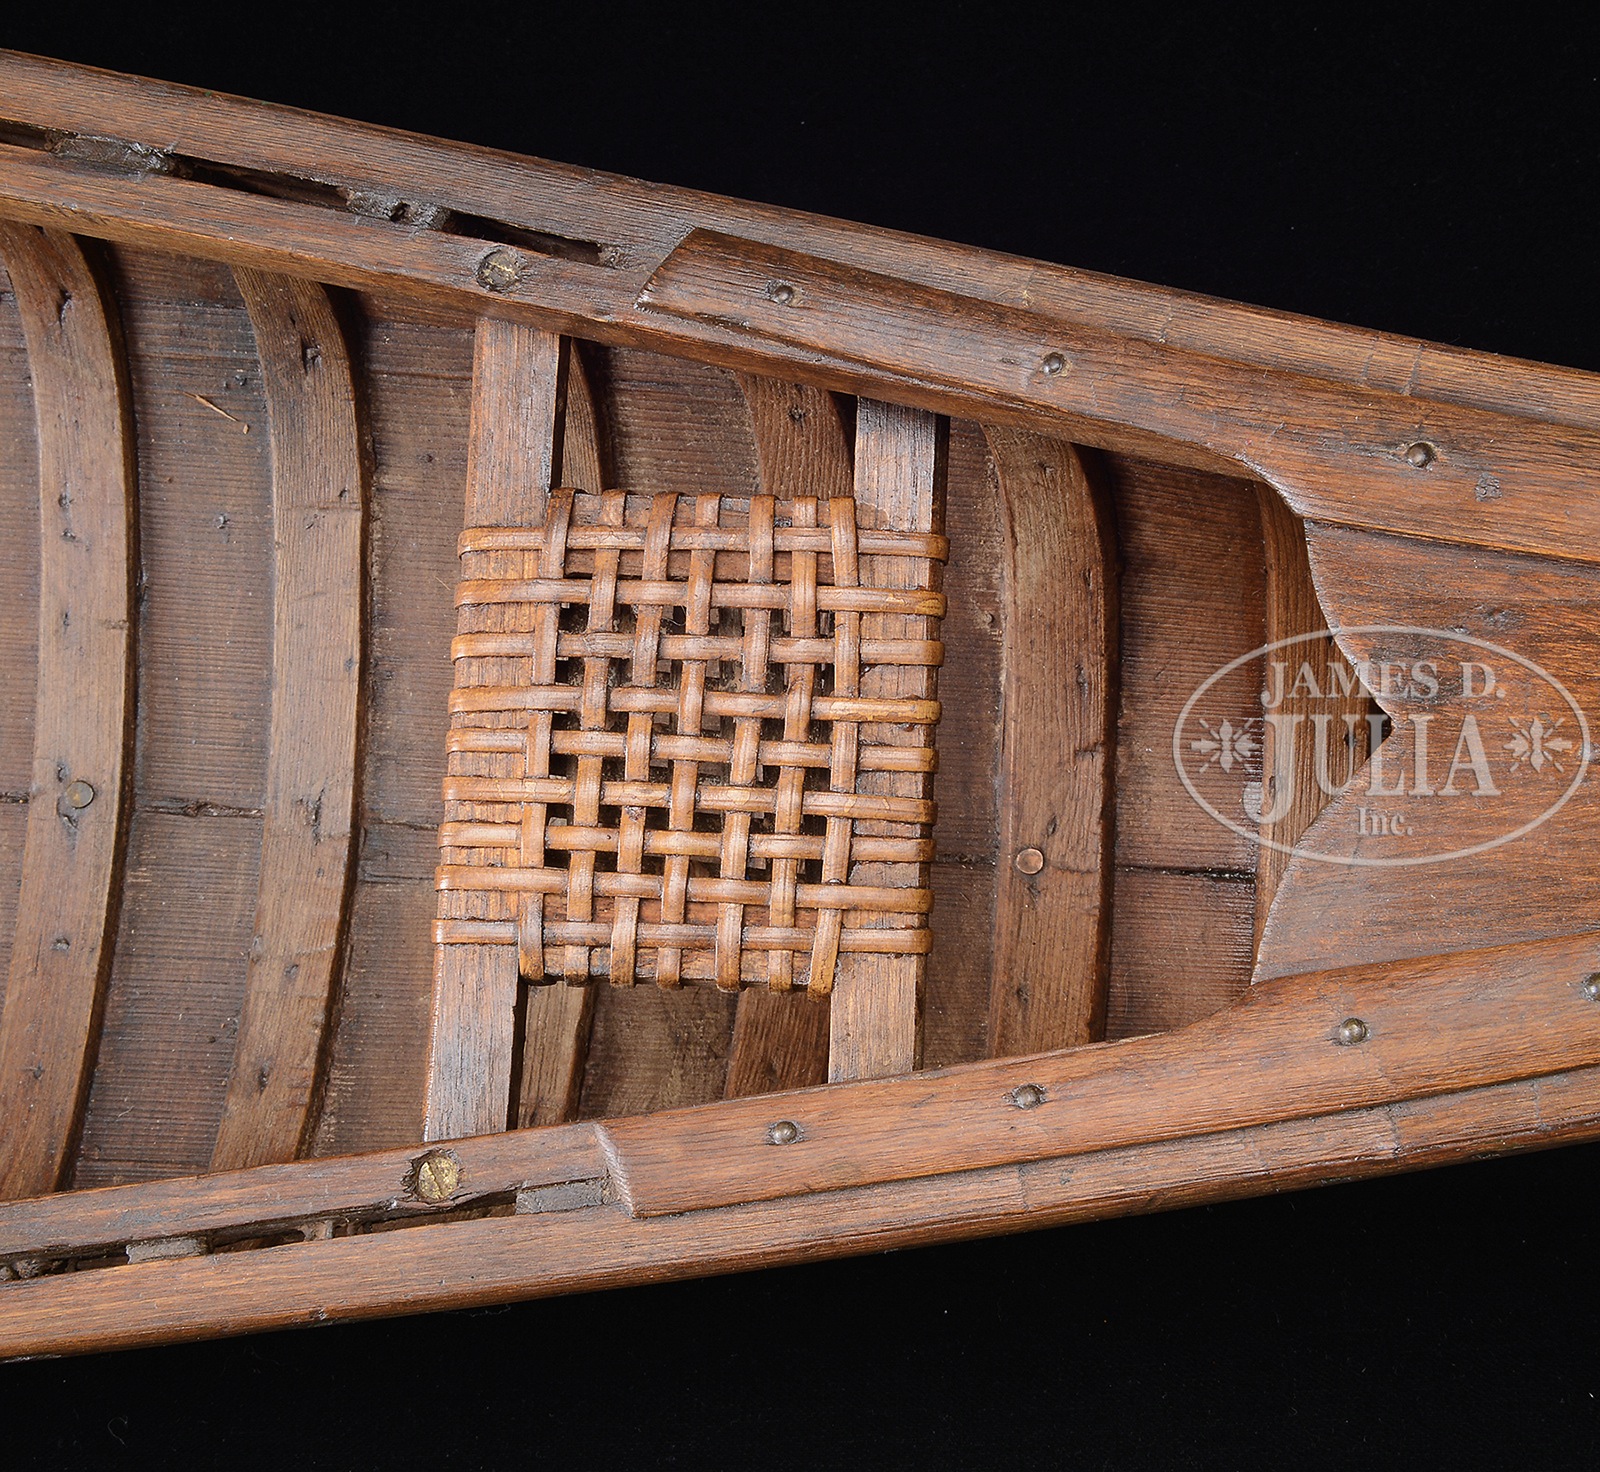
723 374 851 1098
210 270 364 1170
1252 490 1369 949
983 429 1116 1054
0 225 134 1199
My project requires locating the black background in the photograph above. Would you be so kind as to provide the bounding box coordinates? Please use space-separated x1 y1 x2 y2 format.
4 6 1600 1468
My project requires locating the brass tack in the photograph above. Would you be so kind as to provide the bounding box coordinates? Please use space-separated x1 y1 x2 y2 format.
1011 1083 1046 1109
1041 351 1068 376
769 282 797 306
1581 974 1600 1001
65 779 96 809
767 1119 800 1145
1334 1017 1370 1046
1014 847 1045 875
475 247 525 293
410 1148 461 1203
1403 441 1436 469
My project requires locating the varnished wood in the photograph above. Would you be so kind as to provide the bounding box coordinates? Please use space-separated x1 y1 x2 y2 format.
427 321 565 1139
985 429 1116 1054
0 224 134 1199
827 401 941 1082
211 269 365 1170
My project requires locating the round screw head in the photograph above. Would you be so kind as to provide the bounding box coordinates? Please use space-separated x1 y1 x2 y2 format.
410 1148 461 1203
1041 351 1068 376
1403 441 1437 469
65 779 96 809
1014 847 1045 875
769 281 797 306
1334 1017 1370 1046
475 247 525 292
1010 1082 1046 1109
1581 974 1600 1001
767 1119 800 1145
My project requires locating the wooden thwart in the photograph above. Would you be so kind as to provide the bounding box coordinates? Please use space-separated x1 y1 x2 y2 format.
211 270 365 1171
0 224 134 1200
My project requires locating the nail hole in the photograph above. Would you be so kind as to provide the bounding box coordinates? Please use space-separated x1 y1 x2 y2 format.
1402 441 1436 469
1010 1083 1046 1109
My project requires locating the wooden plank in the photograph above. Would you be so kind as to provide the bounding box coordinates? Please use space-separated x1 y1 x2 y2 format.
209 270 365 1170
1253 489 1370 946
985 429 1116 1054
512 344 609 1128
723 371 851 1099
827 400 941 1082
311 297 473 1154
425 319 563 1140
1105 869 1257 1040
577 984 738 1119
0 256 39 805
605 927 1600 1217
1257 523 1600 981
0 225 134 1200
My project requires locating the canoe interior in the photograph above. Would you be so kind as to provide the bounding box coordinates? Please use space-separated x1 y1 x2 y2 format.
0 241 1341 1187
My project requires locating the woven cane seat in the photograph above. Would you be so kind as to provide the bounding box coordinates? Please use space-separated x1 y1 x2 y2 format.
435 488 947 992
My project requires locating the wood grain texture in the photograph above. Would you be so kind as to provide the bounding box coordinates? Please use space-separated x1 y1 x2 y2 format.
1257 524 1600 981
985 429 1116 1054
426 320 563 1140
71 250 274 1188
2 60 1597 573
723 371 851 1099
827 400 941 1082
311 297 474 1156
12 1055 1600 1357
210 270 365 1170
1253 489 1370 947
0 225 134 1199
606 928 1600 1216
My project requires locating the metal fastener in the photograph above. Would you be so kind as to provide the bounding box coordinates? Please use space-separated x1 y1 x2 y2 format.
767 1120 800 1145
65 780 96 809
1334 1017 1370 1046
475 247 525 293
1403 441 1436 469
1581 974 1600 1001
1041 351 1067 376
769 282 797 306
410 1148 461 1203
1014 847 1045 875
1011 1083 1046 1109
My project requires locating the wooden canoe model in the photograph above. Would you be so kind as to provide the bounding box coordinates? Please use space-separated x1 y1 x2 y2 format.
1 51 1599 1357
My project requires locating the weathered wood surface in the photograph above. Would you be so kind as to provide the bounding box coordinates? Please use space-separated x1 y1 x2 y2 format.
1257 524 1600 981
426 321 564 1140
7 934 1600 1356
0 225 133 1199
1104 457 1264 1039
0 58 1594 574
1252 490 1369 946
605 929 1600 1216
210 269 364 1170
721 373 849 1097
1 1120 604 1260
827 401 941 1082
311 295 473 1156
985 429 1116 1054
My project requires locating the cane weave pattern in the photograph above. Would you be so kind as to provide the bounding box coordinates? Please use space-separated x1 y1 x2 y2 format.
435 489 946 991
